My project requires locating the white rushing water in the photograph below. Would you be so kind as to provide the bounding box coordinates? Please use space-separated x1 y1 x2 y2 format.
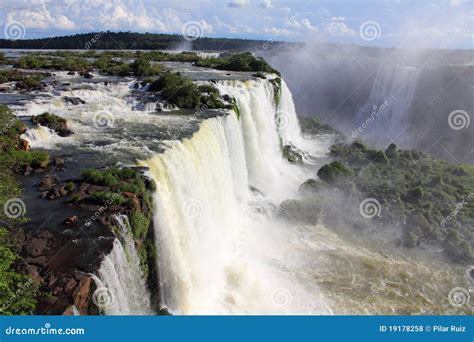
142 79 332 314
92 215 153 315
355 66 421 137
12 72 462 315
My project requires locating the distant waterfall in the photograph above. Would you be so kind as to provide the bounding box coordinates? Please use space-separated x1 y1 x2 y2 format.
141 79 331 314
92 215 153 315
354 66 421 138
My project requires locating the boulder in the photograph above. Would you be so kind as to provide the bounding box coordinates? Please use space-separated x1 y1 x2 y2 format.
18 138 30 151
37 175 61 191
24 237 49 257
317 161 355 186
73 276 94 315
52 157 65 168
64 215 79 225
63 96 86 105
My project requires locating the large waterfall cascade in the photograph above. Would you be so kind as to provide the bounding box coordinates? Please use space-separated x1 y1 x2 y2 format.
142 78 332 314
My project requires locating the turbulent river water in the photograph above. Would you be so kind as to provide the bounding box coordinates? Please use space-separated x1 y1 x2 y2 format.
12 69 467 315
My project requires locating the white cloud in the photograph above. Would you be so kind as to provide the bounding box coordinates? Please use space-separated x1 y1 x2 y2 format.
449 0 461 6
228 0 249 8
325 17 355 37
6 10 77 30
260 0 273 9
264 26 293 36
301 18 318 32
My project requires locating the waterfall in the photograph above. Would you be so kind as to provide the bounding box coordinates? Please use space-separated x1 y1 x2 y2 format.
92 215 153 315
21 125 65 149
277 80 304 146
354 66 421 138
141 79 331 314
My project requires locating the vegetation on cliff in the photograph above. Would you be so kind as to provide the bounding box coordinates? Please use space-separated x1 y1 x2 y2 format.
299 116 343 136
76 167 157 284
0 105 40 314
148 72 226 109
303 140 474 264
195 52 280 75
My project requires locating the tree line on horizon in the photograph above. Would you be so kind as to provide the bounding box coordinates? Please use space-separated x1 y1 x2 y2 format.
0 31 287 51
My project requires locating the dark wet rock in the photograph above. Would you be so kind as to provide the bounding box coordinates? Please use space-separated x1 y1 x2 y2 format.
52 157 65 169
80 71 93 79
158 307 172 315
18 138 30 151
24 255 48 267
64 215 79 225
249 186 264 196
22 164 33 175
37 175 61 191
67 71 75 75
196 109 227 119
73 275 97 315
24 236 50 257
317 161 355 186
278 197 323 225
283 144 303 164
298 179 326 196
31 113 73 137
63 96 85 105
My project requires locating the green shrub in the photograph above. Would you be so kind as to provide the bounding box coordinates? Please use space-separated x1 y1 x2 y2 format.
317 161 355 186
90 191 125 205
0 228 37 315
64 182 75 192
130 210 150 241
31 112 66 125
195 52 279 74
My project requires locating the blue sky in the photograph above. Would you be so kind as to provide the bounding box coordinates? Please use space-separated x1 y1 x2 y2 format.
1 0 472 49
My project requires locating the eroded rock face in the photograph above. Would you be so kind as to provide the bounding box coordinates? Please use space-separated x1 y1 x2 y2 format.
18 138 30 151
14 225 111 315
